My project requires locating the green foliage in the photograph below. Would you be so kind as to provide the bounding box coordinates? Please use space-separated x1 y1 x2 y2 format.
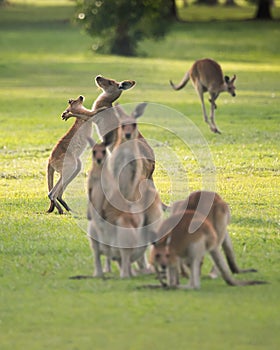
0 1 280 349
75 0 173 56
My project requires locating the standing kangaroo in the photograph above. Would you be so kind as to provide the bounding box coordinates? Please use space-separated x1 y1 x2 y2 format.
115 103 155 180
47 75 135 214
170 58 236 134
86 139 162 278
88 106 162 278
86 141 113 276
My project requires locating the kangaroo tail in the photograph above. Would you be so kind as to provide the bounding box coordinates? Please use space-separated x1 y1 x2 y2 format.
47 162 55 192
222 233 258 274
170 71 190 91
210 248 267 287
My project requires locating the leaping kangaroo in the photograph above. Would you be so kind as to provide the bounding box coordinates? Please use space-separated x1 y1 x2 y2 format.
170 58 236 134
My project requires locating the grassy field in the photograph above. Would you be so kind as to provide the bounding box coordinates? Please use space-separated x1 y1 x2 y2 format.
0 1 279 349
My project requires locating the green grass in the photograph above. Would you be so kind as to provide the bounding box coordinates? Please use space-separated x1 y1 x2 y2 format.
0 1 280 349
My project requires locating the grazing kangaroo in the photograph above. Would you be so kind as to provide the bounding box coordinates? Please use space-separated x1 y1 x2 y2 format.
171 191 258 277
150 210 266 289
170 58 236 134
47 75 135 214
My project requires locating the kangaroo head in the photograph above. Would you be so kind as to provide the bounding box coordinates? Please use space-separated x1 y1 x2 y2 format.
150 242 171 271
95 75 136 94
224 74 236 97
114 102 148 141
61 95 85 119
91 142 107 165
121 120 137 141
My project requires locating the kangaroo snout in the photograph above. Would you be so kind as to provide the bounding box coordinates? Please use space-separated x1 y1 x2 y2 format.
96 158 102 165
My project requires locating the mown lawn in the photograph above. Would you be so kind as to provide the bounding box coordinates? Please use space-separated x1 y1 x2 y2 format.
0 1 279 349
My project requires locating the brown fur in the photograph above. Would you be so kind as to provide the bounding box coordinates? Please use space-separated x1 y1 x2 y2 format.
86 138 162 278
150 209 266 289
88 179 162 278
171 191 257 276
47 76 135 214
170 58 236 133
115 103 155 180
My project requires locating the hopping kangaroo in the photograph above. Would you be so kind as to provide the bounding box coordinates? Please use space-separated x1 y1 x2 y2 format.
150 209 265 289
47 75 135 214
170 58 236 134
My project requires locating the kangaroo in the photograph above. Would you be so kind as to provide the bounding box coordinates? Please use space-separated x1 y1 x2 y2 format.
171 191 258 277
170 58 236 134
86 138 162 278
99 178 162 278
150 210 266 289
87 107 163 278
86 139 148 278
86 140 113 276
47 75 135 214
88 159 162 278
61 75 136 148
115 103 155 180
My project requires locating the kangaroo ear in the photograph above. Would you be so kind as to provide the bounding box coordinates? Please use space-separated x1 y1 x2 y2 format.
147 231 158 245
231 74 236 83
132 102 148 119
87 137 95 148
224 76 230 84
68 99 73 104
114 103 128 119
119 80 136 90
79 95 84 102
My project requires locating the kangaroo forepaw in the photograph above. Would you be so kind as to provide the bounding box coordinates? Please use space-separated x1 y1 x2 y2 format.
61 112 72 121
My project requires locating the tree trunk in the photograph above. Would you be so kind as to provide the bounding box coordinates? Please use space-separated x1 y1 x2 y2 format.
196 0 218 5
111 23 135 56
168 0 179 20
255 0 273 19
224 0 237 6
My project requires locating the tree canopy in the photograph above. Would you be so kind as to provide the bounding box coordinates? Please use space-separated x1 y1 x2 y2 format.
75 0 174 56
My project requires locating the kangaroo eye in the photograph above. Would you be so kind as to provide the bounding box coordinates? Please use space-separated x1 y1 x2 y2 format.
155 254 161 259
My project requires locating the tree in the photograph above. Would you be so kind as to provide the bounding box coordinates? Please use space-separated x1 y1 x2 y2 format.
75 0 174 56
255 0 273 19
224 0 237 6
195 0 218 5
